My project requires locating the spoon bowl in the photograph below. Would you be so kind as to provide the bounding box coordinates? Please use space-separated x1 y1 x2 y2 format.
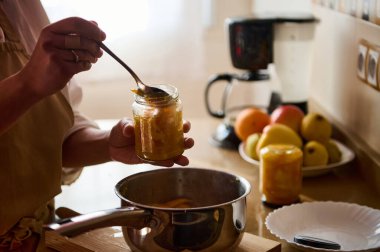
99 42 168 96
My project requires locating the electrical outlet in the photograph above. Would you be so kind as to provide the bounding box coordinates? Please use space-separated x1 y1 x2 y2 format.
366 47 379 89
357 40 368 81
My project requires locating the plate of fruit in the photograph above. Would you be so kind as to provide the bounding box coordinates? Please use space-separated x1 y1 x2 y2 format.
236 105 355 177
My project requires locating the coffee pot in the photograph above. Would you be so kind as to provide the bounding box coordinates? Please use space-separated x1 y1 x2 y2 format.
205 14 317 149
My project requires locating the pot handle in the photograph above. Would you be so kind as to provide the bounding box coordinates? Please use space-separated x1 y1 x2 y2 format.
45 206 151 237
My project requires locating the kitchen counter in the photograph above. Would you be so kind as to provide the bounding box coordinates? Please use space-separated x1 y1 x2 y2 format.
55 117 380 252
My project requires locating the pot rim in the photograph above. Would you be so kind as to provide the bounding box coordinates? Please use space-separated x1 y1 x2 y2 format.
114 167 251 211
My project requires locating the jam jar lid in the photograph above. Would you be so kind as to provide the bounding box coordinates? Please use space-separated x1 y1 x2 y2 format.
260 144 303 163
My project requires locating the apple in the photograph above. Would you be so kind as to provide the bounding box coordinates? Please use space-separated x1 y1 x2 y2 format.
270 105 305 133
301 112 332 142
303 141 329 166
245 133 261 161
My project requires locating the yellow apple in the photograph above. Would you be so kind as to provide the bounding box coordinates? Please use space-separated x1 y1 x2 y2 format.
324 140 342 164
303 141 329 166
301 113 332 142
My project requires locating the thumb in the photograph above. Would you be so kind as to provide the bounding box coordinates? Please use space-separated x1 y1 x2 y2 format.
121 118 135 138
110 118 135 147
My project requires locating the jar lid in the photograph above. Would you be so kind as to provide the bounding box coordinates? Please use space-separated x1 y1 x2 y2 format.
260 144 303 163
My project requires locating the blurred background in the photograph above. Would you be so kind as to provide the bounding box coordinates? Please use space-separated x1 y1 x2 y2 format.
41 0 380 168
40 0 310 119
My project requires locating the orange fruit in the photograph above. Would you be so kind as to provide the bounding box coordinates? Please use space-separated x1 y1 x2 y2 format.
234 108 270 141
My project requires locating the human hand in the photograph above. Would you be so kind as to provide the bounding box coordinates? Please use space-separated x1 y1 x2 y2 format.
109 118 194 167
20 17 106 99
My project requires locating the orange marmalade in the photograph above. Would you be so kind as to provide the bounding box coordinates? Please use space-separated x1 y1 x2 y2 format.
259 144 303 207
132 85 184 161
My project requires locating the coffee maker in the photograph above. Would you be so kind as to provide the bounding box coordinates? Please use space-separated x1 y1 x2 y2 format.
205 14 317 149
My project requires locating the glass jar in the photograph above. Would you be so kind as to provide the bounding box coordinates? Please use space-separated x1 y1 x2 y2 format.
132 85 184 162
259 144 303 207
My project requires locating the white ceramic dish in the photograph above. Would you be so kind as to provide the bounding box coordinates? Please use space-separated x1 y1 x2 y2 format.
238 140 355 177
265 201 380 252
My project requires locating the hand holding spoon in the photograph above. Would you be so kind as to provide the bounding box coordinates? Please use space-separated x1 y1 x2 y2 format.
99 42 168 96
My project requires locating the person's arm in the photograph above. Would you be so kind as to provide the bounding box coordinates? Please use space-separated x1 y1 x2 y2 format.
62 127 111 167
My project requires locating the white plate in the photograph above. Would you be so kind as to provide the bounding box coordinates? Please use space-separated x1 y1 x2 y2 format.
238 140 355 177
265 201 380 252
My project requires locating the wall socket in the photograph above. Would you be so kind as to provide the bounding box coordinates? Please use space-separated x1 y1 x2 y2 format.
367 47 379 88
357 39 380 91
357 40 368 81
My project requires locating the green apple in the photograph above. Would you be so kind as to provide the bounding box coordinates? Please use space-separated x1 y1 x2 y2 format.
245 133 261 161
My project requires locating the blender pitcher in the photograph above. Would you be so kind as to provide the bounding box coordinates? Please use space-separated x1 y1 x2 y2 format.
273 16 317 113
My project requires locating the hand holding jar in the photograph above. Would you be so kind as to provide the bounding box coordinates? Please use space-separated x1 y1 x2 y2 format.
109 119 193 167
108 85 194 167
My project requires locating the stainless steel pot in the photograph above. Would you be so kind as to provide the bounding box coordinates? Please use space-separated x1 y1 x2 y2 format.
46 167 251 251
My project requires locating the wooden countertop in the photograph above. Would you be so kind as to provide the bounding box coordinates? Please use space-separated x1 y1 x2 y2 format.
55 117 380 252
46 230 281 252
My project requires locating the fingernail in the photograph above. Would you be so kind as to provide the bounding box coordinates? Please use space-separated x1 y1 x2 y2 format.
124 124 134 137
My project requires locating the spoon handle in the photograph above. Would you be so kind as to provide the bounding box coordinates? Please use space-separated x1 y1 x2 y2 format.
99 42 143 85
294 235 341 250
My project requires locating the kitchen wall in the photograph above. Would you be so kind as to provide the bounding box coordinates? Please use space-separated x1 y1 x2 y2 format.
308 3 380 193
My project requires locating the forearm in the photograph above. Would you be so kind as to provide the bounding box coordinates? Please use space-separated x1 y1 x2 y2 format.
62 127 112 167
0 72 41 135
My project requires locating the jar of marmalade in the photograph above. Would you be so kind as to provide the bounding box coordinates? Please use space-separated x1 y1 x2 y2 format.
132 85 184 162
259 144 303 207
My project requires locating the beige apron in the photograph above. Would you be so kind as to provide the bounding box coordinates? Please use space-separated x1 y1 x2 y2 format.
0 8 74 251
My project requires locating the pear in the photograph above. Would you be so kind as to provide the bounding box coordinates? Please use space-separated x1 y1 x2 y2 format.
256 124 303 159
303 141 329 166
245 133 261 161
324 140 342 164
301 113 332 142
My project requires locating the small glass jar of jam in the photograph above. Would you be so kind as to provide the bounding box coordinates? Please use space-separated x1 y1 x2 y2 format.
132 85 184 162
259 144 303 207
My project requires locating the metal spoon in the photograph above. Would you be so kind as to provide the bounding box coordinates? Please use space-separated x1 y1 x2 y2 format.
99 42 168 96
